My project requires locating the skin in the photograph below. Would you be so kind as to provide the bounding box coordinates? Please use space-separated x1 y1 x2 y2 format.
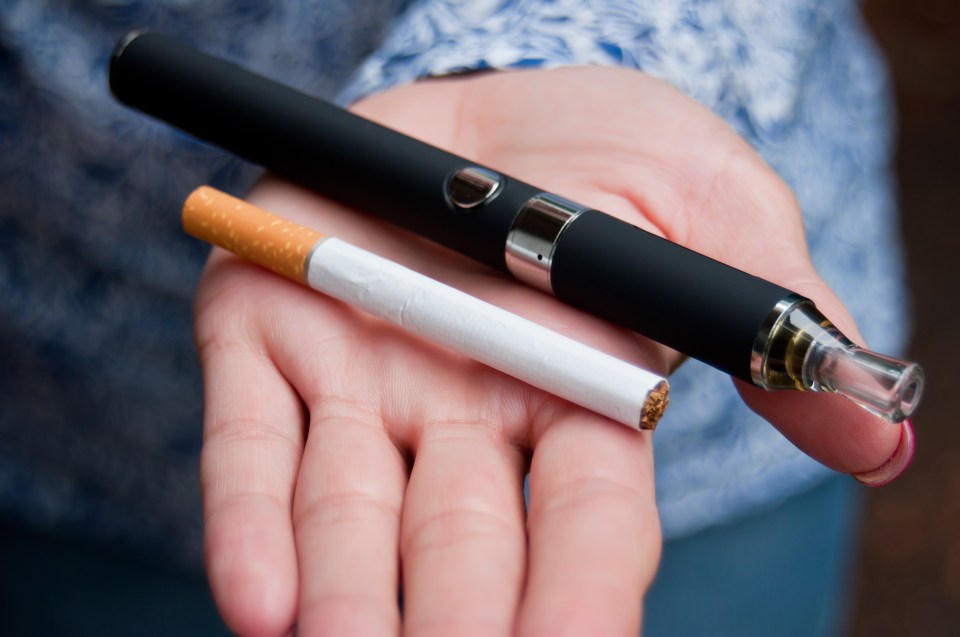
194 67 903 636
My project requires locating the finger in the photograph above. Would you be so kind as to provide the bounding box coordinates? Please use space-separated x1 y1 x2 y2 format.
739 382 909 475
197 263 304 636
400 418 528 637
223 246 410 635
292 398 407 637
736 278 905 475
517 411 660 636
633 130 912 475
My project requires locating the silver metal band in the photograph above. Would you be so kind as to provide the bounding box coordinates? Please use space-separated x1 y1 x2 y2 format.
749 293 807 387
504 193 587 293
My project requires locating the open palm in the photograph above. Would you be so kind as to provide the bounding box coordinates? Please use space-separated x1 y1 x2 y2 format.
195 67 903 636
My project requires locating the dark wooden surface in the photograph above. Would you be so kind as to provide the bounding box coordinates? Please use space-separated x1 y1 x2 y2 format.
850 2 960 634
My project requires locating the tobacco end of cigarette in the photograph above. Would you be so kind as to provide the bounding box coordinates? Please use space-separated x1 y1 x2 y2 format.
639 380 669 431
182 186 323 282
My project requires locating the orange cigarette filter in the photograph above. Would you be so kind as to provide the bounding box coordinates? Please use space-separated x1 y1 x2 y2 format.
182 186 323 282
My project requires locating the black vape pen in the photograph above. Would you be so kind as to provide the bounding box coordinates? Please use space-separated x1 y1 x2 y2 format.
109 32 923 422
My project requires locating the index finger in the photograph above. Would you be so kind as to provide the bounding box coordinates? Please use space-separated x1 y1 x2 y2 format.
736 278 913 481
619 124 917 482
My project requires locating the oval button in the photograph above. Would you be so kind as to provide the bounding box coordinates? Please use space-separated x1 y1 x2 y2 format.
445 166 503 211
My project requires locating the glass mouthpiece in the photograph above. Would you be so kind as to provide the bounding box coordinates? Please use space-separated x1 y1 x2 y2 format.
756 299 924 423
805 341 924 423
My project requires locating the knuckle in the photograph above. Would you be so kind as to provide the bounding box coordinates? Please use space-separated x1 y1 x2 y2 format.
294 487 401 532
402 505 520 556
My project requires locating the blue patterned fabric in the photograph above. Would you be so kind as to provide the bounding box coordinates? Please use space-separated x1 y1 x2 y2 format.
0 0 907 565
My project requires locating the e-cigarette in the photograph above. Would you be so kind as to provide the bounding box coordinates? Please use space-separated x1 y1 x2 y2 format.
110 32 923 422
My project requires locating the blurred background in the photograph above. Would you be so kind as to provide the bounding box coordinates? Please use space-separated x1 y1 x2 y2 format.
850 1 960 635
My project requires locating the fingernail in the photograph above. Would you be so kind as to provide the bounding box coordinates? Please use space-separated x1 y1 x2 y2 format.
852 419 915 487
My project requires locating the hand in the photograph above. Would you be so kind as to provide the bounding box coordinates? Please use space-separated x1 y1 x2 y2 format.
195 67 904 636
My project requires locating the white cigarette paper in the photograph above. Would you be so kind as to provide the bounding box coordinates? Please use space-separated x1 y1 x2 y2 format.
183 186 669 429
308 239 668 428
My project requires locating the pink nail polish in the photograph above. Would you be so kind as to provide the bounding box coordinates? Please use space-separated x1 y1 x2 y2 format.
852 420 915 487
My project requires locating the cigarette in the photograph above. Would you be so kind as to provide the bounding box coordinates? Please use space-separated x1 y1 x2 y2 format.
182 186 669 430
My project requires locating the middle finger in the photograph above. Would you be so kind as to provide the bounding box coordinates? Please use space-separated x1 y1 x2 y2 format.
401 407 528 637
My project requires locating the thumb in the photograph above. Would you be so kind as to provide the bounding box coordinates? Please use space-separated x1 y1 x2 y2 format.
736 275 914 484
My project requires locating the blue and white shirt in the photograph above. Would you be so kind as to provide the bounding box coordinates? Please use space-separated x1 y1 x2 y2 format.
0 0 908 566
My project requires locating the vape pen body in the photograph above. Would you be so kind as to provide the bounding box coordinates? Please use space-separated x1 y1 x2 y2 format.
110 32 922 421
